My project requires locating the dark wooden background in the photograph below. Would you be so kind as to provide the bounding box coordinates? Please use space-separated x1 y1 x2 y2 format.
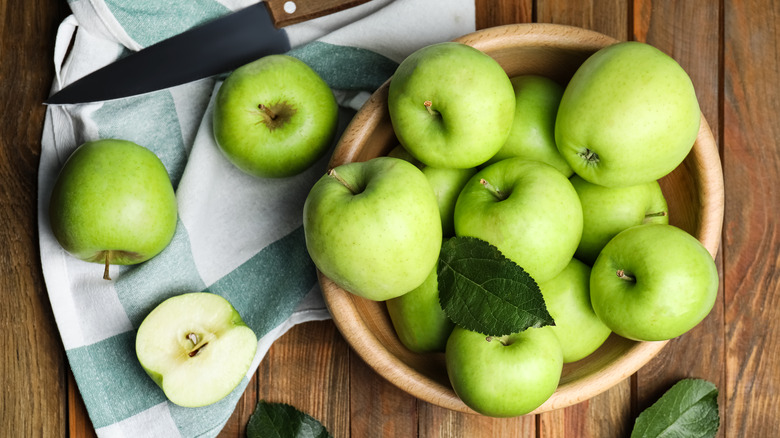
3 0 778 436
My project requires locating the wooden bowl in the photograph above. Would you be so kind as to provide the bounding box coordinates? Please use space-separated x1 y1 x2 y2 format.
319 23 724 415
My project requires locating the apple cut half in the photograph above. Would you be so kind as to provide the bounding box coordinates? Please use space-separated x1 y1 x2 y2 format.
135 292 258 408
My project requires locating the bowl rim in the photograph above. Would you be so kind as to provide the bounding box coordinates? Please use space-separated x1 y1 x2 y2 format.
321 22 724 415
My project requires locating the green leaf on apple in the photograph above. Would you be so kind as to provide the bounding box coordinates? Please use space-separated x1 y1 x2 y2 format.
631 378 719 438
438 236 554 337
247 400 332 438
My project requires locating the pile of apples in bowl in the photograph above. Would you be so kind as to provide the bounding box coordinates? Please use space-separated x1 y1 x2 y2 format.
304 23 724 416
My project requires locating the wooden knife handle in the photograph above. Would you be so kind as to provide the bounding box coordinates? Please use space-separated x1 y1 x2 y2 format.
265 0 372 28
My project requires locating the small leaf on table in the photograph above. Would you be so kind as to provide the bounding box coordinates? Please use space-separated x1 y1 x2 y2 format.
438 236 554 337
631 378 720 438
247 400 332 438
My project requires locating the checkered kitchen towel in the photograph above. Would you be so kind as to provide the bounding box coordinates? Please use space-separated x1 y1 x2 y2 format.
37 1 474 436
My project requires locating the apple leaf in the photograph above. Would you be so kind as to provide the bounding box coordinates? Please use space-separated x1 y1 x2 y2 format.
438 236 554 337
631 379 719 438
247 400 332 438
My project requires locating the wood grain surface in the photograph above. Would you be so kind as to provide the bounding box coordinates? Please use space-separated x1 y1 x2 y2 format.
4 0 778 437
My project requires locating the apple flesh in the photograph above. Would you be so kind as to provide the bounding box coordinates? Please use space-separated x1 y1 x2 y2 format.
590 224 718 341
213 54 339 178
135 292 258 408
48 139 178 280
454 158 583 283
303 157 442 301
571 175 668 265
388 42 515 169
539 258 611 363
445 326 563 417
555 41 701 187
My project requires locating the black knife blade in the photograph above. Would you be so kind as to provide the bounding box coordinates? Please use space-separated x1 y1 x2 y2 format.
46 0 370 105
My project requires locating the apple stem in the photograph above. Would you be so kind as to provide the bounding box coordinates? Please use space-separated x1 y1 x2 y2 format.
645 211 668 219
327 168 359 194
480 178 505 200
258 104 277 120
616 269 636 282
103 251 111 281
485 336 510 346
423 100 439 117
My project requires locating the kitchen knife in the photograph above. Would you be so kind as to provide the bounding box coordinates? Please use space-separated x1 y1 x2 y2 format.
46 0 370 105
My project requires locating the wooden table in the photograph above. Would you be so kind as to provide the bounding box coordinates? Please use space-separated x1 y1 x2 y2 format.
4 0 778 436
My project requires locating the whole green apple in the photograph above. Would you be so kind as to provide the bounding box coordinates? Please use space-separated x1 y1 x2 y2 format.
135 292 258 408
485 75 571 176
445 326 563 417
590 224 718 341
539 258 611 363
555 41 701 187
386 262 454 353
572 175 668 265
454 158 583 283
303 157 442 301
388 42 515 169
213 54 339 178
49 139 178 280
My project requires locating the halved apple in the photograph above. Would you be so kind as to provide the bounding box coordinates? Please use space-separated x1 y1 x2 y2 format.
135 292 257 408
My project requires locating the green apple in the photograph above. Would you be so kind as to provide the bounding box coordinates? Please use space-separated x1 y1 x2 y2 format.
213 54 339 178
135 292 258 408
572 175 668 265
485 75 571 176
445 326 563 417
590 224 718 341
453 158 583 283
48 139 178 280
388 42 515 169
386 261 454 353
303 157 442 301
555 41 701 187
539 258 611 363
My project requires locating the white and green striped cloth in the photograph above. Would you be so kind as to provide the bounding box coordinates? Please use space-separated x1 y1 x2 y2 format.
37 1 475 436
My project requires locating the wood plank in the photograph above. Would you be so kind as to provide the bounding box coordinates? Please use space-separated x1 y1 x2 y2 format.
255 321 351 437
537 0 628 40
631 2 725 434
722 0 780 436
348 352 418 437
534 1 633 436
0 0 71 436
419 404 535 438
475 0 533 28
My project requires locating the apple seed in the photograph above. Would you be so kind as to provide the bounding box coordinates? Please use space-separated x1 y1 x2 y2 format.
186 332 208 357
